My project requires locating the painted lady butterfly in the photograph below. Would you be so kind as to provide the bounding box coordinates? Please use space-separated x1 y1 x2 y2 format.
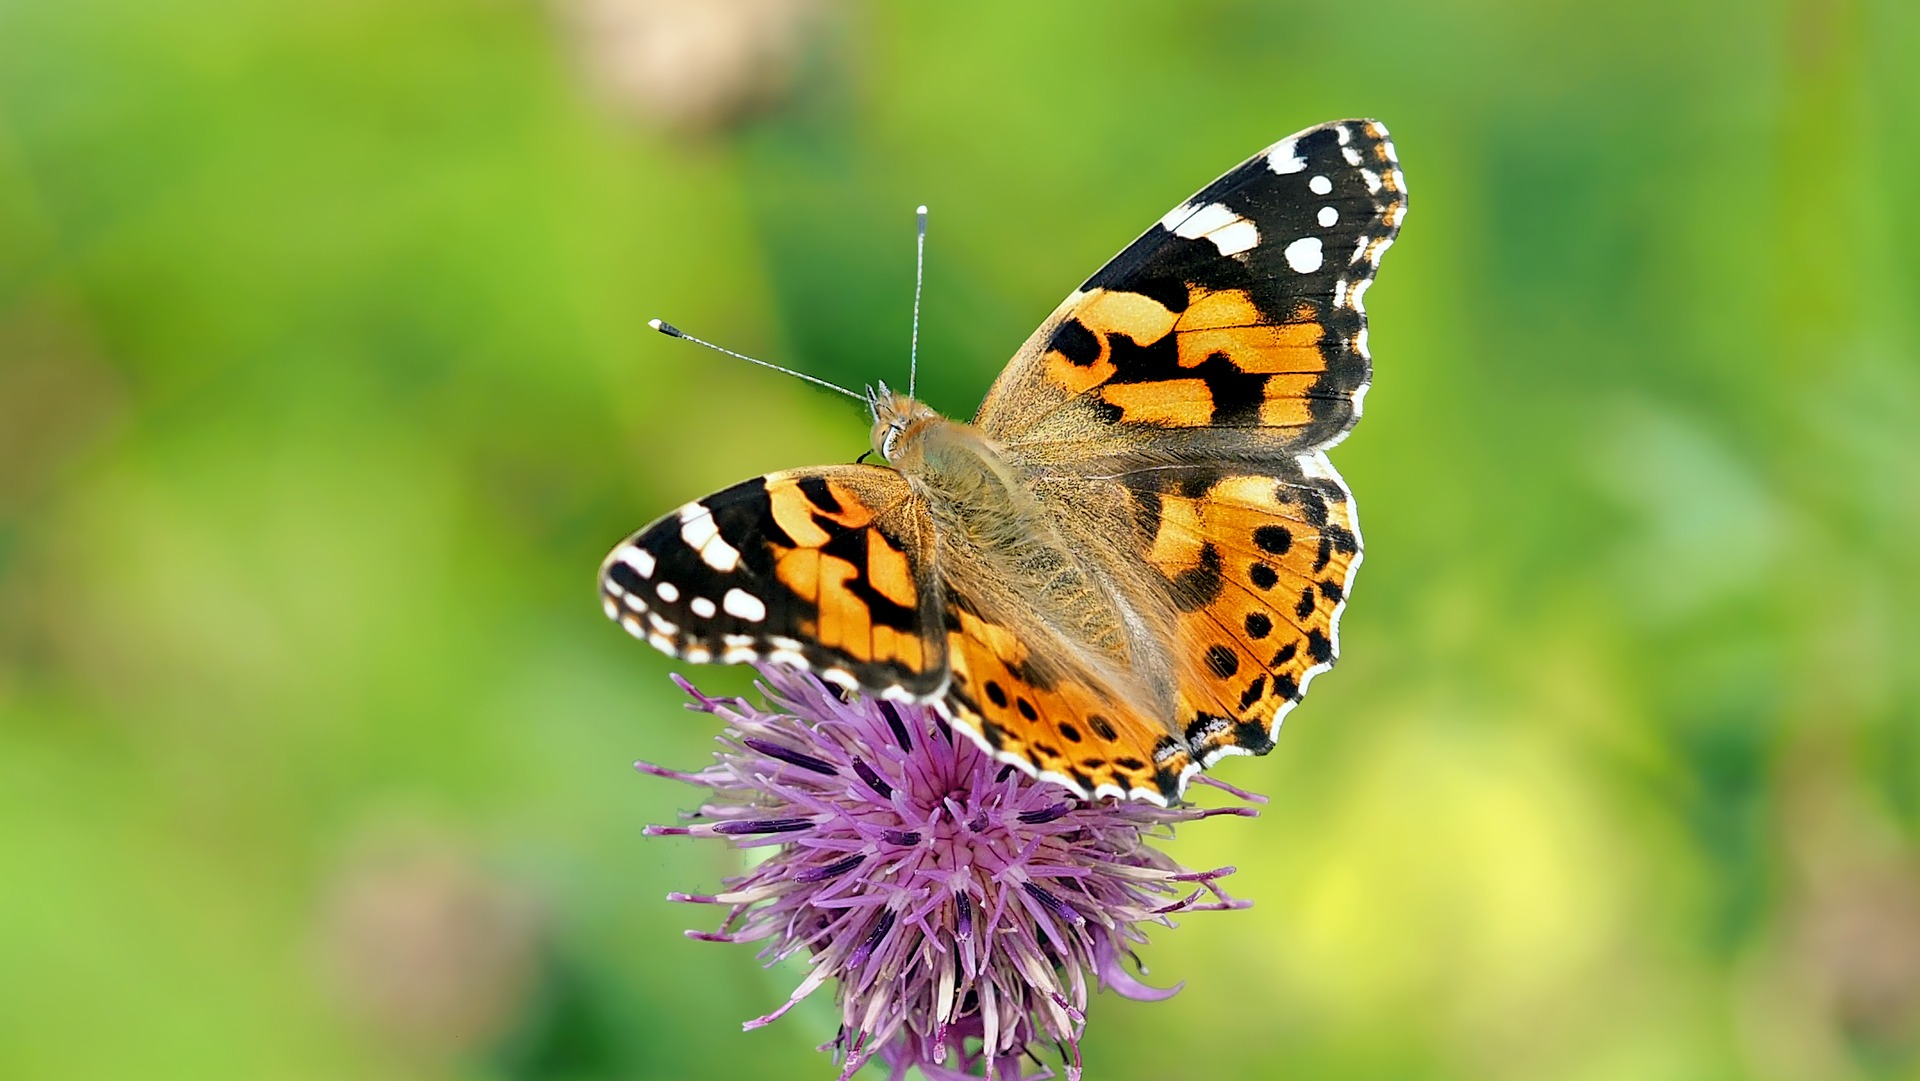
602 119 1406 804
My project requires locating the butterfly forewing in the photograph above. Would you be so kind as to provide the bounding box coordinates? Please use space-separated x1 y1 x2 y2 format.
601 466 947 697
975 119 1405 459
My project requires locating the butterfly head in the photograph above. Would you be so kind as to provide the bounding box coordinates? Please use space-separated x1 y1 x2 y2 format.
865 381 939 464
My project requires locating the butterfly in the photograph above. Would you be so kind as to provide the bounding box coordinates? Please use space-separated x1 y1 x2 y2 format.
602 119 1406 805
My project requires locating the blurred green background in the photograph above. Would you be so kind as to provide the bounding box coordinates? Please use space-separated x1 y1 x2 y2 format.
3 1 1918 1078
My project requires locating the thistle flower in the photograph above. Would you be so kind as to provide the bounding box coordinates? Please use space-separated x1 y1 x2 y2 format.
637 666 1260 1080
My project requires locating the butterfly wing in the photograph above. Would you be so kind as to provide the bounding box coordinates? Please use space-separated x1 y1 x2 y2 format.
975 119 1405 460
1091 455 1362 768
600 466 947 697
938 597 1197 805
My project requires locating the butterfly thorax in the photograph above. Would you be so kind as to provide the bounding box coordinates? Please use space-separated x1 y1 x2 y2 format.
874 392 1139 680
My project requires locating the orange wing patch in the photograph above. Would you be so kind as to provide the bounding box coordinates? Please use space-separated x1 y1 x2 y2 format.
1031 283 1341 434
1175 291 1326 372
759 473 936 677
940 606 1190 804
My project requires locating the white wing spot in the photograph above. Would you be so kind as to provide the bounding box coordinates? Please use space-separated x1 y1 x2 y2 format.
1309 175 1333 195
617 547 655 579
1207 219 1259 256
1361 168 1383 194
1342 146 1363 166
1283 236 1324 274
1176 201 1239 236
1265 137 1306 174
655 581 679 603
678 505 741 572
1171 201 1260 257
1317 206 1339 228
690 596 717 619
723 588 767 622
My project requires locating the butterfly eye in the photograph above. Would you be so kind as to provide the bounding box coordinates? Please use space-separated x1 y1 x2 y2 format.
883 423 903 460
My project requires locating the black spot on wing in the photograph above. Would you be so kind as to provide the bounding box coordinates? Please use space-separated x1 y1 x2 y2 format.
1306 629 1333 664
1087 398 1125 425
1048 318 1100 366
1325 524 1360 561
1238 675 1267 711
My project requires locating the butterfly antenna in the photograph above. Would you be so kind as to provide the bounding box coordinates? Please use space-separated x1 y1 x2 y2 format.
647 319 865 403
908 204 928 401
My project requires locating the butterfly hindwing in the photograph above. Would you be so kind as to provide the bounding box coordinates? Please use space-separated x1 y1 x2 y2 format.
975 119 1405 460
600 466 946 697
937 599 1194 804
1114 455 1362 766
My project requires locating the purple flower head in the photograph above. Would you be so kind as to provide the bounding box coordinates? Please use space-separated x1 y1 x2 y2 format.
638 666 1260 1080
